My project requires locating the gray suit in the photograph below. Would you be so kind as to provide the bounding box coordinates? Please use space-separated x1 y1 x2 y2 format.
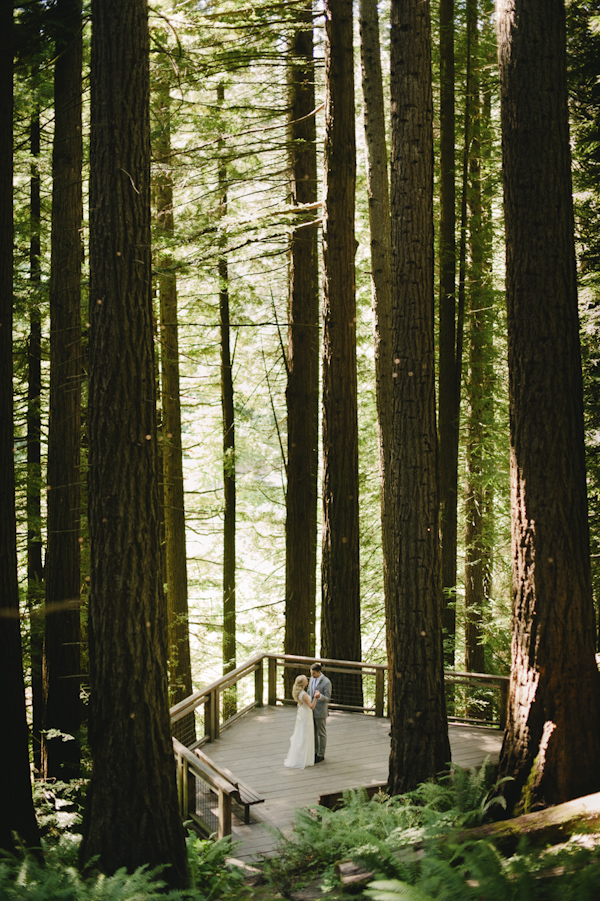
310 674 332 759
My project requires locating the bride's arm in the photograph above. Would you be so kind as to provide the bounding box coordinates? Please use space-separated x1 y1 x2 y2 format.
302 690 319 710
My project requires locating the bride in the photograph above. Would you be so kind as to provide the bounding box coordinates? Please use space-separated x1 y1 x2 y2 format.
284 675 320 769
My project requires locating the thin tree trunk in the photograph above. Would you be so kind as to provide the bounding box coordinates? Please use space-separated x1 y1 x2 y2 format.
497 0 600 811
42 0 83 780
464 0 496 699
359 0 393 618
321 0 362 707
0 1 40 851
464 0 488 683
284 3 319 696
28 108 44 776
438 0 459 668
218 82 237 718
154 80 194 730
387 0 450 794
80 0 187 881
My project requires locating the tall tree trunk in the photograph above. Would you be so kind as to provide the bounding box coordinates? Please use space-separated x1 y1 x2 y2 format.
42 0 83 781
154 79 194 726
284 3 319 696
28 107 44 776
218 83 237 718
464 0 488 681
438 0 459 668
321 0 362 707
497 0 600 811
387 0 450 794
0 1 40 851
359 0 393 621
80 0 187 882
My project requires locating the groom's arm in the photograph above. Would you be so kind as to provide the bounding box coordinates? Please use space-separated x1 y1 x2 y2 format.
320 678 332 702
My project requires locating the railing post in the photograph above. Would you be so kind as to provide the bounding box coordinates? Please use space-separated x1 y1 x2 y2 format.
499 679 509 730
175 751 183 816
255 658 264 707
268 656 277 706
212 688 220 740
205 689 220 741
375 668 384 717
218 789 232 839
204 698 211 742
182 758 189 817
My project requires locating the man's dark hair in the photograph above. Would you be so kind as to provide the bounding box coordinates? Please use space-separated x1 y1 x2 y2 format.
311 662 322 672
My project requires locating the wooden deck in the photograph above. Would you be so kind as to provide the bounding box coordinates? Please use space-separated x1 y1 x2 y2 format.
202 705 503 860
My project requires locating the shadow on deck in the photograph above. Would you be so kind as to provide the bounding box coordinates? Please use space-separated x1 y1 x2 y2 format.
202 705 503 860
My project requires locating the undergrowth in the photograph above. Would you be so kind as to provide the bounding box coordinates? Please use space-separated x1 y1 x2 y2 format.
2 781 248 900
266 759 600 900
11 764 600 899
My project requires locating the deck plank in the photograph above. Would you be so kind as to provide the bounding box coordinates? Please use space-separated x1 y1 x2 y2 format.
202 706 502 860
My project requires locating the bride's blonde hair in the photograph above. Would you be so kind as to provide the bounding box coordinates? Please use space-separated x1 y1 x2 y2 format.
292 674 307 701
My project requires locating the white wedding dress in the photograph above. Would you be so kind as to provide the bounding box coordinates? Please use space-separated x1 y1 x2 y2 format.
284 691 314 769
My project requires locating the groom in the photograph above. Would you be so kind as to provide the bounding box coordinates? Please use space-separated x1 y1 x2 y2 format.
309 663 332 763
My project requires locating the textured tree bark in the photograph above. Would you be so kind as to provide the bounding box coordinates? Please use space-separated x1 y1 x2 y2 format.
464 0 489 682
438 0 459 668
321 0 362 707
387 0 450 793
28 109 44 776
81 0 187 883
217 82 237 717
497 0 600 811
43 0 83 780
284 4 319 696
154 79 194 727
359 0 393 617
0 1 40 852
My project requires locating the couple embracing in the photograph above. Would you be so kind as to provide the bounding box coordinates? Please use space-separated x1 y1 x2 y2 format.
284 663 332 769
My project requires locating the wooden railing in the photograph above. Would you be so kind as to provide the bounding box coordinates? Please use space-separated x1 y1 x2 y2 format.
445 670 510 730
172 737 235 839
170 652 509 838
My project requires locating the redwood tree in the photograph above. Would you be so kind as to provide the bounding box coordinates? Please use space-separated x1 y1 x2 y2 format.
284 4 319 693
154 76 194 715
80 0 187 882
0 0 40 852
438 0 459 667
359 0 393 599
42 0 83 780
320 0 362 705
497 0 600 810
386 0 450 793
28 105 44 775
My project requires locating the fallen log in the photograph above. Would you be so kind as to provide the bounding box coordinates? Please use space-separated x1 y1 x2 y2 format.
334 860 375 892
225 856 264 885
452 791 600 855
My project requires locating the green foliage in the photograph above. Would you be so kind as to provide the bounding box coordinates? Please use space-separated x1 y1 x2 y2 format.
185 833 245 899
268 760 508 890
365 837 600 901
32 780 87 840
267 765 600 900
0 831 247 900
0 845 186 900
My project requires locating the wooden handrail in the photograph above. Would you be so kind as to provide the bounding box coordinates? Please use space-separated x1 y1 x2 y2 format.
445 670 509 684
170 652 509 734
266 651 386 672
173 737 236 838
170 653 265 724
173 737 237 795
